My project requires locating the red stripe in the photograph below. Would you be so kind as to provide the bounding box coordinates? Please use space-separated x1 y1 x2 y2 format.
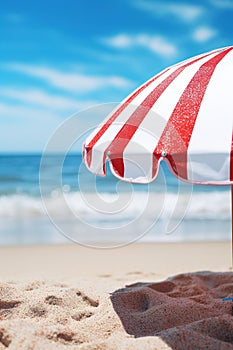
153 47 233 181
85 68 171 168
106 50 219 177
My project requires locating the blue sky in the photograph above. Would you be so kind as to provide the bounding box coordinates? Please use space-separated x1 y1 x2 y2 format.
1 0 233 152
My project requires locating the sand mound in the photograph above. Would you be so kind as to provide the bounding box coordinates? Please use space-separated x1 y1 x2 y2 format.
111 271 233 349
0 272 232 349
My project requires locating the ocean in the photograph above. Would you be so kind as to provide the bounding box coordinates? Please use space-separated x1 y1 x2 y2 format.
0 153 231 248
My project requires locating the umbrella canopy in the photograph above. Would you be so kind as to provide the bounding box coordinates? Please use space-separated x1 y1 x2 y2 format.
83 46 233 264
83 46 233 186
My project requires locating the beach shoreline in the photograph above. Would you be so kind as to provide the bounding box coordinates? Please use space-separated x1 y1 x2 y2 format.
0 241 231 281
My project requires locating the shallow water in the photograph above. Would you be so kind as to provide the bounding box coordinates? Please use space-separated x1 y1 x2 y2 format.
0 153 231 246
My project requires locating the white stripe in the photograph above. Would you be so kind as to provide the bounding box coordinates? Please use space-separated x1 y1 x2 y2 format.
149 50 223 125
121 51 221 181
89 65 179 174
187 49 233 183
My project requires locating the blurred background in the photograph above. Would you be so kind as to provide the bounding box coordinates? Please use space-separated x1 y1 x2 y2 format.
1 0 233 246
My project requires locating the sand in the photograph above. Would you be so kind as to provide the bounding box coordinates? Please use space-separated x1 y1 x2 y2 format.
0 242 232 349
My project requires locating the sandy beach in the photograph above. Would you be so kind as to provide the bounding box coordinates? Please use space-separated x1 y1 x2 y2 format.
0 241 232 349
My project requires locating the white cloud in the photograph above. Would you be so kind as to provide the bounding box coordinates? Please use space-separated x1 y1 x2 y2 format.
192 26 217 42
0 102 59 124
0 88 94 111
133 0 204 22
4 64 132 93
105 34 132 48
104 34 177 57
137 35 177 56
209 0 233 8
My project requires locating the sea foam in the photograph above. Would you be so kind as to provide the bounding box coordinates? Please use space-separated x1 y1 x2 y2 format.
0 191 230 220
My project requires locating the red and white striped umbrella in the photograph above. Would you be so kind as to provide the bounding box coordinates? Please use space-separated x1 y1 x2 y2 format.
83 46 233 187
83 46 233 262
